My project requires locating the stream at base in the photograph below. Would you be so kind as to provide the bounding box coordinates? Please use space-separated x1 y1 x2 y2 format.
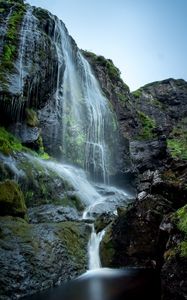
23 268 160 300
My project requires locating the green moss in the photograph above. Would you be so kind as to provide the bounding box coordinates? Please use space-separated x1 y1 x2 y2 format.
0 3 26 82
167 139 187 160
0 127 23 155
39 152 50 160
179 241 187 257
136 111 156 140
175 205 187 234
117 92 127 103
0 180 26 217
56 222 89 266
132 89 142 98
25 108 39 127
171 205 187 258
167 119 187 160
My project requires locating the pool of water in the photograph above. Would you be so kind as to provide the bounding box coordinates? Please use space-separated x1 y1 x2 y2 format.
22 268 160 300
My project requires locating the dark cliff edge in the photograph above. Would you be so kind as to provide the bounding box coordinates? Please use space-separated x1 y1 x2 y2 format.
83 52 187 300
0 1 186 300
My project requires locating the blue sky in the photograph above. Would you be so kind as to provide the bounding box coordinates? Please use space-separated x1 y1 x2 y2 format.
27 0 187 91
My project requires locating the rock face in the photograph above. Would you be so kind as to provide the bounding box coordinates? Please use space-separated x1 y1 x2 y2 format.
0 216 90 299
160 206 187 300
101 162 187 300
91 65 187 300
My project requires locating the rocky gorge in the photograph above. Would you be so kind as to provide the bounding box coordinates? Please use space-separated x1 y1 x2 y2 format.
0 1 186 299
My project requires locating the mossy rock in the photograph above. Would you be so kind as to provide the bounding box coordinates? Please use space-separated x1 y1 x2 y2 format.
136 111 156 140
100 223 115 266
0 180 26 217
25 108 39 127
164 205 187 260
175 205 187 235
0 216 90 298
0 127 23 155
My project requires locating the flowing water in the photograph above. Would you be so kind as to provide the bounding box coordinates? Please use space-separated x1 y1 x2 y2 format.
1 7 139 298
88 225 106 270
46 17 119 183
23 154 131 272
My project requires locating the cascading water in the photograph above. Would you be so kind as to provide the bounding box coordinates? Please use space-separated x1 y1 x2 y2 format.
5 8 129 274
23 154 131 271
88 225 106 270
50 17 118 183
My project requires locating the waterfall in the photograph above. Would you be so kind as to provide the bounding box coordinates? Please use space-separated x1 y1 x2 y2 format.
50 17 118 183
7 7 40 122
88 225 105 270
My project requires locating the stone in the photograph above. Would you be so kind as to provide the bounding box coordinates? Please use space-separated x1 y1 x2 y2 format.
0 216 90 299
0 180 26 217
28 204 80 223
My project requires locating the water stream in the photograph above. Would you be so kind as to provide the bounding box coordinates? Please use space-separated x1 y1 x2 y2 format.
24 154 131 272
88 225 106 270
40 16 119 183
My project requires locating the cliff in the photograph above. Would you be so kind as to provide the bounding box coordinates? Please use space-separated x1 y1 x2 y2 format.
0 1 186 300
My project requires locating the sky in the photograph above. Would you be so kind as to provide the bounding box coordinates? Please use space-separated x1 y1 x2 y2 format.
27 0 187 91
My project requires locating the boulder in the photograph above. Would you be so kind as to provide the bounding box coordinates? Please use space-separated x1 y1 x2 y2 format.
0 216 90 299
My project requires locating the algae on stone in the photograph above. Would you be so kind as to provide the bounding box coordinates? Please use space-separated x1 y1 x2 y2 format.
0 179 26 217
25 108 39 127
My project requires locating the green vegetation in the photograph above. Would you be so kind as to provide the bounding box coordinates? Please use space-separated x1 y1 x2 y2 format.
117 92 128 103
0 127 24 155
179 241 187 257
172 205 187 258
0 2 26 83
136 111 156 140
83 50 121 80
167 118 187 160
167 140 187 160
0 179 26 217
132 89 142 99
175 205 187 234
0 126 50 160
56 222 89 267
25 108 39 127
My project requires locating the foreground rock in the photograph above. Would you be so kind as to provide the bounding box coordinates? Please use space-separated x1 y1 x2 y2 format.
160 205 187 300
0 216 90 299
100 193 172 268
101 164 187 300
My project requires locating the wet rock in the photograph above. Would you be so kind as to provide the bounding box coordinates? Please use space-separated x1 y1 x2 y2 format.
160 206 187 300
133 79 187 131
100 194 173 268
28 204 80 223
0 216 90 299
94 213 116 233
0 180 26 217
130 138 168 172
10 123 41 150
